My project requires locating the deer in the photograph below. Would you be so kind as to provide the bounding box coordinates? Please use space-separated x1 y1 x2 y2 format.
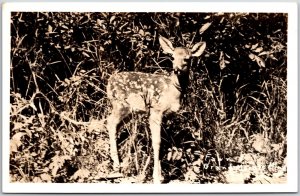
106 36 206 183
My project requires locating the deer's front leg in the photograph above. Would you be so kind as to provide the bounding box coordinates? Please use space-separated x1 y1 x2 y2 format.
107 113 120 171
149 109 163 184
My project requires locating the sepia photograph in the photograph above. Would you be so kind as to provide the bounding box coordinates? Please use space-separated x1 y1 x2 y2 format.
2 2 298 193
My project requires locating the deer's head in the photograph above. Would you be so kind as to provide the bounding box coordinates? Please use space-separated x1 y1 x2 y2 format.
159 36 206 74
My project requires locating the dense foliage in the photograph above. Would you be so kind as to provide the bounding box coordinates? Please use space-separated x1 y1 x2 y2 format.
10 12 287 183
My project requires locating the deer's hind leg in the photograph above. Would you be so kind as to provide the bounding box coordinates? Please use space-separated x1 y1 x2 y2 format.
107 102 130 171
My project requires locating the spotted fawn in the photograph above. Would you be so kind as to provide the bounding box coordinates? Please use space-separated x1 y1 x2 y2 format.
106 36 206 183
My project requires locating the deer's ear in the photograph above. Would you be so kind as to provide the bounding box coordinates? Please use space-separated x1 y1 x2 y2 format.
159 36 174 54
191 42 206 57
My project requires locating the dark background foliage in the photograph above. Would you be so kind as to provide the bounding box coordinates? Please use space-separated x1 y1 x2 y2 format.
10 12 287 183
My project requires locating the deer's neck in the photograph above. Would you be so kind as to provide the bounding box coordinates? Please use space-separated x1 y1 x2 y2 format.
172 70 190 100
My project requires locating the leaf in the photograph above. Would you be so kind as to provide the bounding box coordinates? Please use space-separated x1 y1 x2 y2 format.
219 51 226 70
70 169 90 180
10 141 18 153
254 47 263 53
33 177 42 183
199 22 212 34
11 132 27 147
48 24 53 33
49 155 70 177
167 149 172 161
109 16 116 24
138 29 145 36
172 148 178 161
255 55 265 68
258 51 269 56
220 17 225 24
251 43 258 50
191 42 206 57
10 132 28 152
64 45 71 49
61 25 68 29
175 18 180 27
219 60 226 70
269 54 278 61
248 53 255 61
12 122 25 131
40 173 52 182
24 128 33 139
175 149 183 160
96 19 102 26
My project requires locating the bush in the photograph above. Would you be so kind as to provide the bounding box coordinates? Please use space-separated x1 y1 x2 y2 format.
10 12 287 183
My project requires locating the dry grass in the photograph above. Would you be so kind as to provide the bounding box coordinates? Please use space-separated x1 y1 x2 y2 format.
9 12 287 183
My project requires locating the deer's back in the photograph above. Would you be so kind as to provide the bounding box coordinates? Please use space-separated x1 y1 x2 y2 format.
107 72 181 112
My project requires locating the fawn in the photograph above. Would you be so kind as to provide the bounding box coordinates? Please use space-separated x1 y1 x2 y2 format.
106 36 206 183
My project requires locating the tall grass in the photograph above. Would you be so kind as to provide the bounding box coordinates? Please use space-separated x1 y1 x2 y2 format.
9 12 287 183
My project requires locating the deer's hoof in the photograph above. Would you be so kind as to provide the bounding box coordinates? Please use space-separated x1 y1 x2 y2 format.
112 163 120 172
153 175 164 184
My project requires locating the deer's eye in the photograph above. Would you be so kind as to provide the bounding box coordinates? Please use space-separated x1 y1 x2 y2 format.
170 56 174 61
